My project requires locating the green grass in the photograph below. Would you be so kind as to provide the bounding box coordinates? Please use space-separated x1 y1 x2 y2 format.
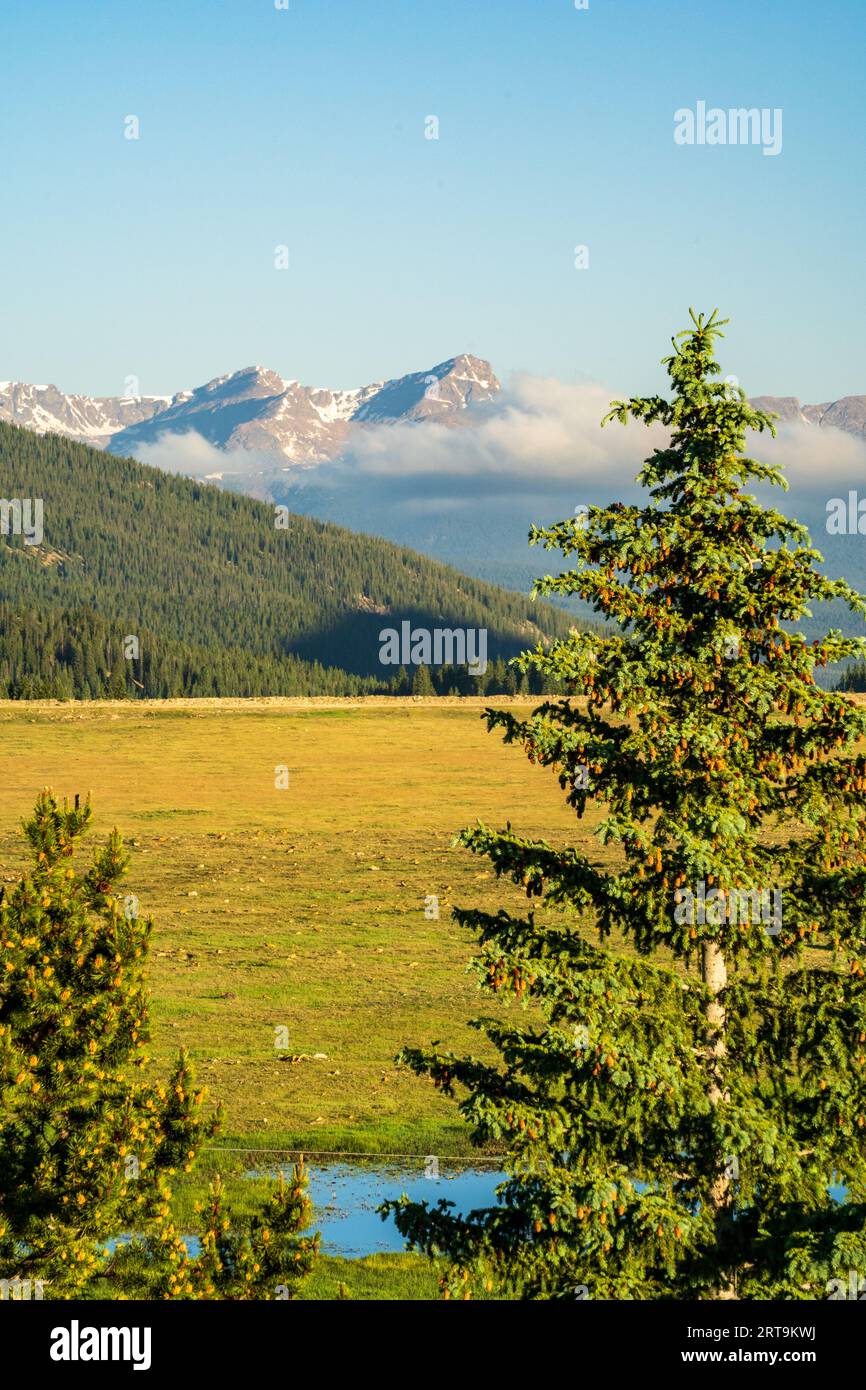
0 697 584 1151
2 695 853 1157
302 1253 442 1300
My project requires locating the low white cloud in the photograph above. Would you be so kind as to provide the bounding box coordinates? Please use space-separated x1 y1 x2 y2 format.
751 420 866 492
345 376 662 483
345 379 866 495
128 430 276 480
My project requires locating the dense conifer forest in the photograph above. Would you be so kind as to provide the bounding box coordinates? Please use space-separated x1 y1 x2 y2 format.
0 423 579 698
835 660 866 693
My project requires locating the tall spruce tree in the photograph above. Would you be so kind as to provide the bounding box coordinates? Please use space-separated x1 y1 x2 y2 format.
386 311 866 1300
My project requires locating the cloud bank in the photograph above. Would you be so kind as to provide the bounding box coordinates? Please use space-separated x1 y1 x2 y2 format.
129 431 277 482
755 421 866 493
126 376 866 505
346 377 660 485
340 378 866 499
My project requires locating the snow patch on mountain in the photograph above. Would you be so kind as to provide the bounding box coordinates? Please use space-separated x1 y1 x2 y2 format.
0 355 500 465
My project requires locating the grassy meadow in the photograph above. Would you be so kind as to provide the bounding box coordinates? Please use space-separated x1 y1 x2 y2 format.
2 693 863 1300
0 696 593 1155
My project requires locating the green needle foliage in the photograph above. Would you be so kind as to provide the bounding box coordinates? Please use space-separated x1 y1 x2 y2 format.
111 1169 319 1301
0 792 317 1299
385 311 866 1300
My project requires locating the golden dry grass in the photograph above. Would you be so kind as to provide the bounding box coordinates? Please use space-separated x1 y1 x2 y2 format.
0 698 588 1151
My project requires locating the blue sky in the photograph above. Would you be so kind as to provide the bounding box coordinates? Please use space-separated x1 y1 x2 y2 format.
2 0 864 401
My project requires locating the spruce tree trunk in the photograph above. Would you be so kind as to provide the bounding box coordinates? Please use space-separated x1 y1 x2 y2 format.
702 940 736 1298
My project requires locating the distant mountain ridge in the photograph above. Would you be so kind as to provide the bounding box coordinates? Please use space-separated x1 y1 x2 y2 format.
0 355 500 468
750 394 866 439
0 380 170 450
4 368 865 479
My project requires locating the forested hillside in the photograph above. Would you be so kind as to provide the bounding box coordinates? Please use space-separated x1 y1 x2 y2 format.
0 424 577 698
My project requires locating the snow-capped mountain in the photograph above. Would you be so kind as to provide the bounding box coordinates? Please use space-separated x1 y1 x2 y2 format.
0 381 170 450
0 355 500 466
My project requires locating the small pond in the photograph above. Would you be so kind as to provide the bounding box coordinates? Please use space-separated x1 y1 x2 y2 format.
248 1162 507 1258
112 1169 850 1262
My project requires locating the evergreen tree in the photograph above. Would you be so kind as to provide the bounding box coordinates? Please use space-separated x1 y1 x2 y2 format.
836 660 866 693
385 311 866 1300
412 663 435 696
0 792 317 1299
106 663 128 700
111 1167 318 1301
437 664 455 696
